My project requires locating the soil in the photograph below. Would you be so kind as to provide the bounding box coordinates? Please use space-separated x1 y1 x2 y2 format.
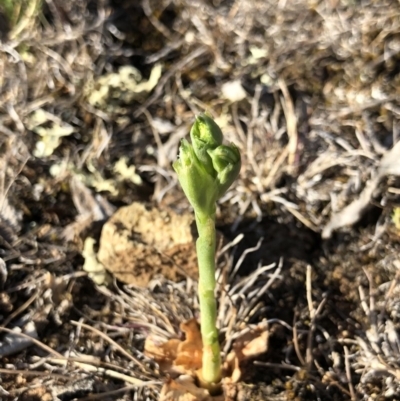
1 1 400 400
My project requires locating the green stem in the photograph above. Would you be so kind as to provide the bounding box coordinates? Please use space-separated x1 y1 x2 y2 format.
195 211 221 384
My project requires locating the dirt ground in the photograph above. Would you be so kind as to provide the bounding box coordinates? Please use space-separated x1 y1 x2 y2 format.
1 0 400 400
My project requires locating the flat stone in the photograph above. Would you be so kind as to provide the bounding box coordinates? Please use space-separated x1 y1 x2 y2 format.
97 202 198 286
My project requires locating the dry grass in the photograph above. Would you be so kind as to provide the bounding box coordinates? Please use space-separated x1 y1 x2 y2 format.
0 0 400 400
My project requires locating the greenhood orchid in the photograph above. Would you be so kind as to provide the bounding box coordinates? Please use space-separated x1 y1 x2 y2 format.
173 113 241 385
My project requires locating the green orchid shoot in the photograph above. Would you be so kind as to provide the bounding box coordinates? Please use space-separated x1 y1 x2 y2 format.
173 113 241 385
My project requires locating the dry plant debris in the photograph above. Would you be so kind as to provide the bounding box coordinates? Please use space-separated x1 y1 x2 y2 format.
145 318 203 376
145 318 268 400
0 0 400 400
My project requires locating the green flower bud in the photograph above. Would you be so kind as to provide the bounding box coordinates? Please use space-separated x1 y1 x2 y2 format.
173 139 218 216
190 113 223 176
208 144 241 198
173 114 241 216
